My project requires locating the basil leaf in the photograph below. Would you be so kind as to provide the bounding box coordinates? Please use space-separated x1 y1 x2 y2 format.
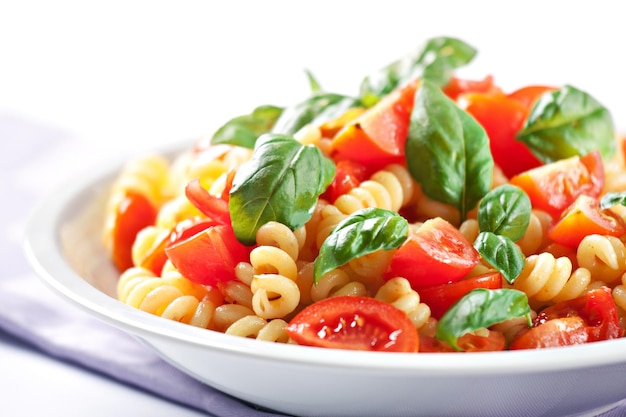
359 36 476 107
271 93 360 135
305 69 323 94
436 288 531 351
313 208 409 283
478 184 531 241
406 80 493 222
474 232 525 284
601 191 626 209
517 85 616 163
211 105 283 148
229 133 335 245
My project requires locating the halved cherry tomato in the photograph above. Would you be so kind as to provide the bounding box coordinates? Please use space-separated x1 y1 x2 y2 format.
509 287 623 349
419 330 505 352
185 178 231 225
321 160 372 203
418 272 503 319
330 79 419 167
165 221 252 286
442 75 502 101
286 295 418 352
384 217 480 288
548 194 626 247
110 190 157 271
509 150 605 219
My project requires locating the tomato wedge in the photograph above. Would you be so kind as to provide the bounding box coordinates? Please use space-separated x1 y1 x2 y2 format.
384 217 480 288
507 85 555 109
185 178 231 225
419 330 505 353
286 295 419 352
321 159 372 203
109 190 157 271
418 272 503 320
442 75 502 101
548 194 626 247
509 287 623 349
330 79 418 167
509 150 605 219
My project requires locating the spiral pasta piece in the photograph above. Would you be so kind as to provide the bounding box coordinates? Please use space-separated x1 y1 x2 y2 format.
186 144 252 191
515 209 553 256
577 235 626 284
375 277 431 330
309 268 368 303
225 316 290 343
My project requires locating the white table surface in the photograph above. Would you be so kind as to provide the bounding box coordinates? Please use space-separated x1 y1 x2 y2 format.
2 1 626 416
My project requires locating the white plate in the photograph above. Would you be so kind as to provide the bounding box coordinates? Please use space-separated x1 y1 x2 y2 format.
23 143 626 417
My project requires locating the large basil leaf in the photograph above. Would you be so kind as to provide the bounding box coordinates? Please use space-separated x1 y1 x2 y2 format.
271 93 360 136
436 288 532 351
474 232 525 284
517 85 616 162
478 184 531 241
406 80 493 222
211 105 283 149
313 208 409 283
359 36 476 107
229 133 335 245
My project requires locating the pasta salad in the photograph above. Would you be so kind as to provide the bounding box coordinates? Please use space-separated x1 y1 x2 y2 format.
103 36 626 352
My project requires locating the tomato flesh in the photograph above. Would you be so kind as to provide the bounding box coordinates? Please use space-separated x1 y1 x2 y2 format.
286 295 418 352
385 217 480 288
442 75 502 101
185 178 231 225
321 159 372 203
419 330 505 352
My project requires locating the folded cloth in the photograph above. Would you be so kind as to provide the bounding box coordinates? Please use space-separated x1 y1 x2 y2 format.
0 113 287 417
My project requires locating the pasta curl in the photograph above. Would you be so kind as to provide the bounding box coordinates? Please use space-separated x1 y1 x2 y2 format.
577 235 626 285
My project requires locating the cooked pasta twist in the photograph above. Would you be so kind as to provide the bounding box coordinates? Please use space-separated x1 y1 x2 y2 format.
515 209 553 256
186 144 252 191
130 225 170 270
375 277 431 330
577 235 626 285
225 316 290 343
110 154 172 206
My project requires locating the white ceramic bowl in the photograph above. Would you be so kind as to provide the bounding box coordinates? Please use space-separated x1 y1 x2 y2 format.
23 144 626 417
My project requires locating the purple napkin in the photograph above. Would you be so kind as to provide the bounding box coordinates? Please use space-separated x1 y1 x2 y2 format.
0 113 286 417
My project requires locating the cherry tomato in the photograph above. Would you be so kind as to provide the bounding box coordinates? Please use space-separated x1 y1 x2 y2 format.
286 295 419 352
110 190 157 271
442 75 502 101
321 160 372 203
418 272 503 319
185 178 231 225
509 287 623 349
330 79 418 167
165 221 252 286
384 217 480 288
419 330 505 352
548 195 626 247
509 150 605 219
507 85 555 109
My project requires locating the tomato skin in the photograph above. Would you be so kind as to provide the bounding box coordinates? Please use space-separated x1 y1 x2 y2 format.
286 295 419 352
384 217 480 288
507 85 555 108
509 287 623 350
110 191 158 271
548 195 626 248
419 330 506 352
443 75 502 101
509 150 605 219
418 272 503 319
321 160 372 203
330 80 418 167
185 178 231 225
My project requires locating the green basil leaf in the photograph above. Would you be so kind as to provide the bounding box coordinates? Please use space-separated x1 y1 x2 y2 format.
359 36 476 107
211 105 283 149
271 93 360 135
436 288 531 351
406 80 493 222
305 69 323 94
313 208 408 283
478 184 531 241
601 191 626 210
517 85 616 163
229 133 336 245
474 232 525 284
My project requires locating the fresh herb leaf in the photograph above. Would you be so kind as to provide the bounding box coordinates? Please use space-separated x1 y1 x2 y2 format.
359 36 477 107
229 133 335 245
601 191 626 210
313 208 409 283
436 288 532 351
305 69 323 94
406 80 493 222
478 184 531 241
517 85 616 163
211 105 283 148
474 232 525 284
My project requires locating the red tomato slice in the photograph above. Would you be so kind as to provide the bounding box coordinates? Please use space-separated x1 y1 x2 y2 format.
165 222 252 286
442 75 502 101
418 272 503 320
509 150 605 219
321 159 372 203
384 217 480 288
110 191 157 271
419 330 505 352
509 287 623 349
185 178 231 225
548 195 626 248
330 80 419 167
286 295 419 352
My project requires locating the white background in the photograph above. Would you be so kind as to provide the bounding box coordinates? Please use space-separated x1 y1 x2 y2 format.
1 1 625 416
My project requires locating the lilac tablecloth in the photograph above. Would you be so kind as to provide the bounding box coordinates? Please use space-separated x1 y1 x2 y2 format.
1 112 626 417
